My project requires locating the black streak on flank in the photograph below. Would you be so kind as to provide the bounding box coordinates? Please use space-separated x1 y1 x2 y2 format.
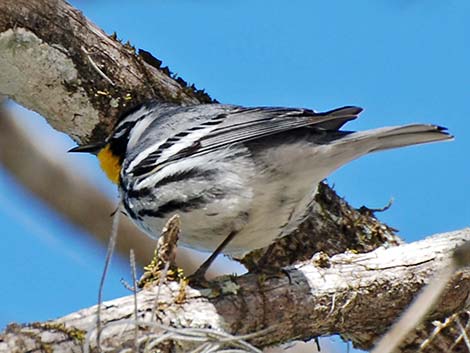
127 187 152 199
131 150 162 177
158 142 174 149
138 196 207 218
131 162 158 177
122 198 142 221
154 168 215 188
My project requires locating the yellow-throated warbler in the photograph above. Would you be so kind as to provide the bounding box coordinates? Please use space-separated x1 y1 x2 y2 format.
70 102 452 279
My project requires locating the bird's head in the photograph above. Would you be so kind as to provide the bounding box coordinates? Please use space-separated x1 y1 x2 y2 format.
69 117 137 184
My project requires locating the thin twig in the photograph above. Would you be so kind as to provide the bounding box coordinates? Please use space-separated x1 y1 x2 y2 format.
96 197 122 351
455 317 470 351
371 261 455 353
130 249 139 353
372 240 470 353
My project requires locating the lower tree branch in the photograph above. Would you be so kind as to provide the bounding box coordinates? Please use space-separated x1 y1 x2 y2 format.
1 229 469 353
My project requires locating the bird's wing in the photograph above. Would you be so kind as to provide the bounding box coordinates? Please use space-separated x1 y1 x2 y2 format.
129 105 362 177
196 106 362 154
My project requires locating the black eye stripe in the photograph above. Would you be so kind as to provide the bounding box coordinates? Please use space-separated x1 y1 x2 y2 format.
114 112 149 134
113 122 136 139
109 114 151 161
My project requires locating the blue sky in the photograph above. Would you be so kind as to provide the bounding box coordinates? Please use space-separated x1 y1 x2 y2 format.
1 1 469 351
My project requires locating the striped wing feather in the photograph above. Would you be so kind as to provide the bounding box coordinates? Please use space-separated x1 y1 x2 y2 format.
130 105 362 177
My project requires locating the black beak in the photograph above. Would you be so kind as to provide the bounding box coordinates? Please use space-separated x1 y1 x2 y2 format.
68 141 106 155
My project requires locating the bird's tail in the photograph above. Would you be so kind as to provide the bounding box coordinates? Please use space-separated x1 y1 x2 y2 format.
318 124 453 176
341 124 453 153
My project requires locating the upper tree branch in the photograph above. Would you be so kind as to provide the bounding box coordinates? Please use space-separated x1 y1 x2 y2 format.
0 0 214 145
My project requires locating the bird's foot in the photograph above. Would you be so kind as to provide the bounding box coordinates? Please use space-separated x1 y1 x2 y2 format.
185 266 212 288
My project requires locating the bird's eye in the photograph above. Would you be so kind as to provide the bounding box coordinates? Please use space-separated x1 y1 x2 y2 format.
113 121 134 139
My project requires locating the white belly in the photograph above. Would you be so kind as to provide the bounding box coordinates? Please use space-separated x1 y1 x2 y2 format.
124 141 356 258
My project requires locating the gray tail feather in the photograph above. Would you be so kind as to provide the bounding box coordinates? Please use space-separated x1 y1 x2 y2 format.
340 124 453 153
369 124 453 152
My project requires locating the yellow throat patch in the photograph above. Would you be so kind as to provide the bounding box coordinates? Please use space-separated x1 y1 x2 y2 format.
97 144 122 184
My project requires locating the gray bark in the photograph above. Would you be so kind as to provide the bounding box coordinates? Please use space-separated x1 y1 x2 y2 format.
1 230 469 353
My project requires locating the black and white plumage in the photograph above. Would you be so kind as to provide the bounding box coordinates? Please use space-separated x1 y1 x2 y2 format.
101 102 452 258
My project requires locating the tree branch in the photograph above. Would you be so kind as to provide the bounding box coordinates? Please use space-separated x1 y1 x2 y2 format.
0 0 214 145
1 229 469 353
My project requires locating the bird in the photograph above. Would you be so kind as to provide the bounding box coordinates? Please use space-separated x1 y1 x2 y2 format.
70 102 452 280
